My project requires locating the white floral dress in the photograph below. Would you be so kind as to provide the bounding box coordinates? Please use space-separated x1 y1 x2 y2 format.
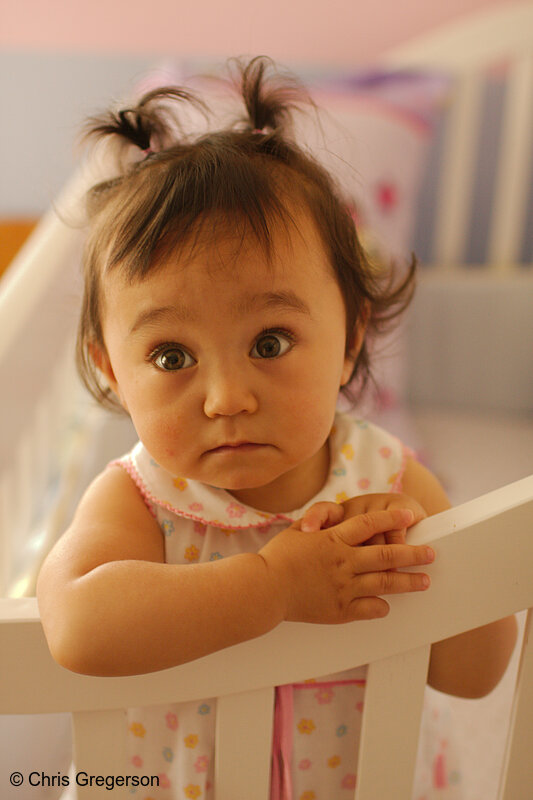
113 413 462 800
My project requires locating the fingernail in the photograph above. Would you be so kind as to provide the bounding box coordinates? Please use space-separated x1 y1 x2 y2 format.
422 574 431 588
426 547 435 562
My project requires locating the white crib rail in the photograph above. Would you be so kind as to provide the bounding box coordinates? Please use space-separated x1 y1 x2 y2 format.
0 172 87 365
488 53 533 264
385 2 533 269
0 166 120 598
1 475 532 799
0 343 73 594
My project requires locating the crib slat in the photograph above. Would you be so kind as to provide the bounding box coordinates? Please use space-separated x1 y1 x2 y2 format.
215 686 275 800
355 644 430 800
0 173 85 364
432 71 484 267
488 54 533 266
499 608 533 799
71 709 129 798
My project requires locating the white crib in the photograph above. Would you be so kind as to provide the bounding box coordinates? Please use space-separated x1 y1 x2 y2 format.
1 3 533 799
1 477 533 799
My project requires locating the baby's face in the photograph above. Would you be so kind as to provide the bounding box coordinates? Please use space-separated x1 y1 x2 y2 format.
97 211 358 512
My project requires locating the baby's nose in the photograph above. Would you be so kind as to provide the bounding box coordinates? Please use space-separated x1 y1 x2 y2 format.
203 368 259 418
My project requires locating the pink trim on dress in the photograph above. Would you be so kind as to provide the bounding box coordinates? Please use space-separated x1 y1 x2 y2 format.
389 442 415 494
108 458 159 518
110 457 290 531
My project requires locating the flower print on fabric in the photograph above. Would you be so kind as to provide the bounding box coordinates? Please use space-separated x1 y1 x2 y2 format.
225 502 246 519
161 519 175 536
184 785 201 799
341 774 356 790
194 755 209 773
184 734 199 749
388 472 399 487
166 711 178 730
129 722 146 738
341 444 354 460
162 747 174 763
314 687 334 705
297 719 316 735
173 477 188 491
433 744 449 789
185 545 200 562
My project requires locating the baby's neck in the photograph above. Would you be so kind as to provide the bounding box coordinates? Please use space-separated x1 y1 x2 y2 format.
228 440 331 513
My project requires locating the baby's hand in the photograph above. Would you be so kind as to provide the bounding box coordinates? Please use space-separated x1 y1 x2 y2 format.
300 493 426 544
259 507 434 625
342 493 427 545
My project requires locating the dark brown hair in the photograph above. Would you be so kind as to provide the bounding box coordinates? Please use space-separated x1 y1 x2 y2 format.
77 56 416 409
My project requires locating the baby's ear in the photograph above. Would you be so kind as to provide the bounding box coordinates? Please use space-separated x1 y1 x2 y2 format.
341 309 368 385
88 343 128 410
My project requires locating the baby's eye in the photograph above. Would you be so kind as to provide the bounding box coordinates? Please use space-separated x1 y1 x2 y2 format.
250 330 294 359
151 345 195 371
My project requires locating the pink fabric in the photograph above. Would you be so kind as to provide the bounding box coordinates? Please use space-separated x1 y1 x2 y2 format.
271 685 294 800
272 678 367 798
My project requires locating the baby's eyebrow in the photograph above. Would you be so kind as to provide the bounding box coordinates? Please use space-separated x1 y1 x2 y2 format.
129 290 311 336
129 305 194 335
234 290 311 317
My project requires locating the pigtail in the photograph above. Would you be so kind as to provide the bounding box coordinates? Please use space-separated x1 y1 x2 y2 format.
233 56 313 137
83 87 207 156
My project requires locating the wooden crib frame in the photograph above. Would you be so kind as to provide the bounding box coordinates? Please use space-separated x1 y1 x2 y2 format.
1 3 533 799
385 1 533 270
1 475 533 798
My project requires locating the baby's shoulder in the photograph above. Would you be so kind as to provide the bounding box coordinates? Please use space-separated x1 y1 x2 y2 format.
57 464 165 574
401 458 451 516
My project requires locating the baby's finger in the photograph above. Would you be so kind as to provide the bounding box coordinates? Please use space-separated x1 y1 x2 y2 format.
333 508 415 546
355 568 431 596
365 530 407 546
353 542 435 574
301 501 344 532
363 533 386 546
384 528 407 545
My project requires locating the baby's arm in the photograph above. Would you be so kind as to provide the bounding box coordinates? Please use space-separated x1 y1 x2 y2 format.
37 465 434 677
402 458 518 698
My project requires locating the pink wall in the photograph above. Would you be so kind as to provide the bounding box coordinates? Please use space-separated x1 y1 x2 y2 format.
2 0 512 64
